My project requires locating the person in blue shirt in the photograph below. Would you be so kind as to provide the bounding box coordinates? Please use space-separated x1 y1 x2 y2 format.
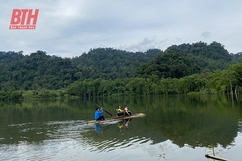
94 107 105 121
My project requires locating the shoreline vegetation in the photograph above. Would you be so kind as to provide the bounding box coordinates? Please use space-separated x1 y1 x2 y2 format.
0 41 241 101
0 66 241 101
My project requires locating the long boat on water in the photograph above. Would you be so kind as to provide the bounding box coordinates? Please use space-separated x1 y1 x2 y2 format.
87 113 146 124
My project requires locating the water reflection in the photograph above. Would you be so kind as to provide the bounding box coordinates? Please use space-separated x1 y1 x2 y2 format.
117 119 132 131
0 118 242 161
79 118 153 153
95 123 103 134
0 95 242 161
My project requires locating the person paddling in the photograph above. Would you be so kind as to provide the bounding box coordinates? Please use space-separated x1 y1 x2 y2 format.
94 107 105 121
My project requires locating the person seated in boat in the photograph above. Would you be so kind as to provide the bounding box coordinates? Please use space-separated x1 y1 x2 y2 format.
94 107 105 121
116 105 124 116
124 105 132 116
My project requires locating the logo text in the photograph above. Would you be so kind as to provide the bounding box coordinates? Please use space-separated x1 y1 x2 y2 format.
9 9 39 30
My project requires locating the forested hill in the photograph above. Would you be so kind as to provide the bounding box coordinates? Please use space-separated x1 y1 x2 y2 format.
137 41 239 79
0 49 161 90
166 41 231 61
0 51 78 90
71 48 162 79
0 51 24 63
232 52 242 63
0 41 242 91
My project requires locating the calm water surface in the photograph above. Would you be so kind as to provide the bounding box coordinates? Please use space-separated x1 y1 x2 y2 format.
0 95 242 161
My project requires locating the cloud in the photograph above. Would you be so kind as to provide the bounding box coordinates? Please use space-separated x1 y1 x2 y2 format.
118 38 169 52
1 0 242 57
201 32 212 39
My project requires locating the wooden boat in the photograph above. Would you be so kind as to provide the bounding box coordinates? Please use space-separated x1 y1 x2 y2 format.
87 113 146 124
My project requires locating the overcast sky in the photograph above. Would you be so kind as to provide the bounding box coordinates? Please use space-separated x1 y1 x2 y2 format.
1 0 242 57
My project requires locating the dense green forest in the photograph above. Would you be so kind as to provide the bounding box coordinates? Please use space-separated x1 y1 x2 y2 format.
137 42 232 78
0 41 242 100
72 48 161 79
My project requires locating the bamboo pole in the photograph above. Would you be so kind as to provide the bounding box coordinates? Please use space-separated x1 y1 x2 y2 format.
87 113 146 124
205 154 230 161
95 104 113 116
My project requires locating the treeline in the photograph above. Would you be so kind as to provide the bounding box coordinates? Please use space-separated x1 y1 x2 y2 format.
0 41 242 100
0 51 78 90
72 48 161 79
67 63 242 97
3 63 239 100
0 89 66 101
0 49 160 91
137 42 233 78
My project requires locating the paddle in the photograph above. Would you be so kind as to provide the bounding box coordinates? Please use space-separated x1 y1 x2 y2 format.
95 104 113 116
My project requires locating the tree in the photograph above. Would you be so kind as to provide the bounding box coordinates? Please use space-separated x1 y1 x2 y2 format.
224 64 242 97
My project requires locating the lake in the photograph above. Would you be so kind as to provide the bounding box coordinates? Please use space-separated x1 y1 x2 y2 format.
0 95 242 161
